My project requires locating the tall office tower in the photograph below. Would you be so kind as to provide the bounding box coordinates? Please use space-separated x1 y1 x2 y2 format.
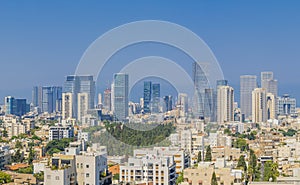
62 93 74 120
63 75 95 119
252 88 267 123
277 94 297 116
204 88 216 122
143 81 152 113
32 86 42 107
152 83 160 113
77 93 89 122
140 98 144 109
103 88 112 111
240 75 257 120
113 73 129 121
178 93 188 117
163 95 173 112
217 86 234 124
5 96 28 117
111 84 114 112
41 86 62 113
79 76 96 109
261 71 278 97
5 96 15 115
266 93 276 120
97 93 102 107
193 62 209 119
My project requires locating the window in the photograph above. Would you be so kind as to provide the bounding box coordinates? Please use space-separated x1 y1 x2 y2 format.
86 173 90 177
55 176 59 180
47 175 51 179
86 164 89 168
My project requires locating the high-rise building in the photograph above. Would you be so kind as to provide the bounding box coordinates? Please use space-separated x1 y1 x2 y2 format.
152 83 160 113
178 93 188 117
77 93 89 122
97 93 102 108
193 62 209 119
5 96 28 117
277 94 297 116
62 93 74 120
163 95 173 112
240 75 257 120
103 88 112 111
113 73 129 122
217 86 234 124
261 72 278 97
143 81 152 113
204 88 216 122
41 86 62 113
63 75 95 119
32 86 42 108
266 93 276 120
252 88 267 123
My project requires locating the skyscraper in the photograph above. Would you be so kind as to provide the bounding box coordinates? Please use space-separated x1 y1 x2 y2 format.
62 93 74 120
240 75 257 120
103 88 112 111
32 86 42 108
152 83 160 113
266 93 276 120
178 93 188 117
113 73 129 121
77 93 89 122
261 71 278 97
63 75 95 119
252 88 267 123
193 62 209 119
5 96 28 117
163 95 173 112
143 81 152 114
204 88 216 122
277 94 297 116
41 86 62 113
217 86 234 124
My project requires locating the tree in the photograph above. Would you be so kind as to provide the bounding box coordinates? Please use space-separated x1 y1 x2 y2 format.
263 161 279 182
28 146 35 164
197 151 202 163
15 140 23 149
211 171 218 185
237 155 247 172
224 128 232 135
0 171 12 183
248 149 261 182
176 172 184 184
205 145 212 162
234 138 248 151
12 149 23 163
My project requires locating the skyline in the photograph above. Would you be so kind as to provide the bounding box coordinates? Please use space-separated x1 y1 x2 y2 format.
1 1 300 104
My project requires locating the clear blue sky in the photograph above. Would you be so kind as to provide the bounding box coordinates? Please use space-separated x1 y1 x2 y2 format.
1 1 300 104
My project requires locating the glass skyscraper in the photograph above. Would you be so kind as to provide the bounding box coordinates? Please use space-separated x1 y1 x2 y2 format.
113 73 129 122
5 96 28 117
240 75 257 120
152 83 160 113
193 62 210 119
261 71 278 97
63 75 95 119
143 81 152 114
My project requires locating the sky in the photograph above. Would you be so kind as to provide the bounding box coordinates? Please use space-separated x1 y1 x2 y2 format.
0 1 300 104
